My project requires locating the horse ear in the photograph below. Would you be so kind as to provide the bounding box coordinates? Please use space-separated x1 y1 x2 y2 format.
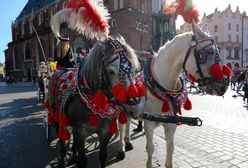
192 20 204 40
202 24 210 36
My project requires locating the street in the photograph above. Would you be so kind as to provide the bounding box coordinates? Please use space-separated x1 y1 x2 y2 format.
0 82 248 168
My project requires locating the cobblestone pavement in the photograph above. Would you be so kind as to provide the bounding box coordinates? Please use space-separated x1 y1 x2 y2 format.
0 83 248 168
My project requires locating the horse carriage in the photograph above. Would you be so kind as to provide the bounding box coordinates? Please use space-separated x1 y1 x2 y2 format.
41 0 232 168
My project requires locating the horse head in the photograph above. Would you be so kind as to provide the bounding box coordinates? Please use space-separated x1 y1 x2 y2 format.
80 35 145 118
183 21 231 96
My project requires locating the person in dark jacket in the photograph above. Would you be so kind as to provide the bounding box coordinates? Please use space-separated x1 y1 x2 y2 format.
55 35 75 69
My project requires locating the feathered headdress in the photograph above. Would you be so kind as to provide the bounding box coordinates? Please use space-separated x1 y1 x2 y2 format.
164 0 200 24
50 0 110 41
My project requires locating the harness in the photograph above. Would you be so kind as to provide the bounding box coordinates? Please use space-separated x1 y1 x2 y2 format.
143 56 202 126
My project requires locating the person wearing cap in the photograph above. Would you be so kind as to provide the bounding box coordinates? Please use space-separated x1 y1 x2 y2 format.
55 35 75 69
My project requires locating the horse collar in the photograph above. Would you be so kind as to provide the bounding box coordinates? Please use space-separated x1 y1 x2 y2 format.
144 57 187 105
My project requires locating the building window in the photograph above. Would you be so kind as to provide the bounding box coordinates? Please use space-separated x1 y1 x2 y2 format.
228 23 231 31
228 34 231 42
25 43 31 60
236 24 239 32
234 47 239 58
140 1 145 14
215 36 218 42
24 20 30 36
214 25 218 32
227 47 232 57
236 35 239 42
114 0 123 10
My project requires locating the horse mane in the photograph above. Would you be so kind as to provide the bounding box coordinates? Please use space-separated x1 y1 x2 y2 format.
81 35 140 92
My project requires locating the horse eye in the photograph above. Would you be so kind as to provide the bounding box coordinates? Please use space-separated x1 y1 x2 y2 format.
108 70 116 75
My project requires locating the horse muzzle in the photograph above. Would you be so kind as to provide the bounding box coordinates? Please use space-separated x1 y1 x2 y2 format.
202 78 229 96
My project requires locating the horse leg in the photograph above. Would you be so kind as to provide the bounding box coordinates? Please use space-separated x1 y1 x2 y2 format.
117 123 126 160
58 139 67 168
163 123 177 168
73 127 87 168
99 133 112 168
124 118 133 151
144 120 156 168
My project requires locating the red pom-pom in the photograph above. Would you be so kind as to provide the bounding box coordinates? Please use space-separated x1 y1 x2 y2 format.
48 113 53 124
209 64 224 80
47 76 51 80
136 81 146 97
116 86 127 102
162 101 170 112
60 77 66 83
68 72 74 80
54 109 60 122
118 110 128 124
60 114 69 127
54 76 59 81
128 84 139 98
108 119 118 134
51 82 56 87
183 98 192 110
93 90 108 110
188 73 197 83
222 64 232 77
61 83 67 90
89 113 99 126
58 127 64 140
44 99 49 109
177 105 182 115
62 129 71 141
53 69 58 73
112 83 123 97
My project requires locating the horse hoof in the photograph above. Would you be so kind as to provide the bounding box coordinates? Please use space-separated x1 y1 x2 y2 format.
116 151 125 160
125 142 133 151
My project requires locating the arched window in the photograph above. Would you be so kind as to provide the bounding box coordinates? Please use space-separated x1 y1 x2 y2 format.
38 40 45 62
25 43 31 60
13 48 20 69
234 47 239 58
24 20 30 36
214 25 218 32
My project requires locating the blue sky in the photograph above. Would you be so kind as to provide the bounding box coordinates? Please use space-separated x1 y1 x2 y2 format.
0 0 28 64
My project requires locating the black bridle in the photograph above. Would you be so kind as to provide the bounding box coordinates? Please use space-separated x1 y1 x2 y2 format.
183 35 221 85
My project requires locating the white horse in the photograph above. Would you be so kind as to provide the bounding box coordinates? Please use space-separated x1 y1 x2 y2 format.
127 21 230 168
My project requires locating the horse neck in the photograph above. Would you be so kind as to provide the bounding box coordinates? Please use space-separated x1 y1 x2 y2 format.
153 33 192 90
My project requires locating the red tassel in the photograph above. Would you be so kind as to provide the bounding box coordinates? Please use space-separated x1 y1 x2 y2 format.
48 113 53 124
93 90 108 110
119 110 128 124
60 77 65 83
116 86 127 102
68 72 74 80
58 127 64 140
183 98 192 110
54 109 59 122
222 64 232 77
209 64 224 80
89 113 99 126
60 114 69 127
62 129 71 141
162 101 170 112
136 82 146 97
188 73 197 83
112 83 123 97
177 105 182 115
109 119 118 134
44 99 49 109
128 84 139 98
